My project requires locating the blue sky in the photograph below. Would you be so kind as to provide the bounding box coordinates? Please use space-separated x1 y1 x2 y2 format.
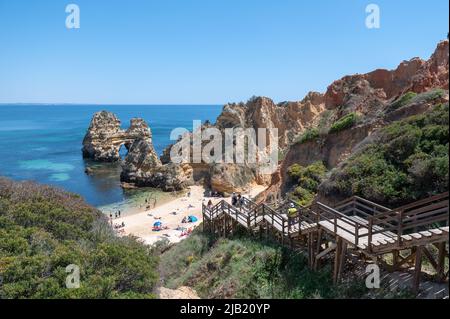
0 0 448 104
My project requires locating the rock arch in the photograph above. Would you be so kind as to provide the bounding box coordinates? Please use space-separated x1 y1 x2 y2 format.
82 111 153 162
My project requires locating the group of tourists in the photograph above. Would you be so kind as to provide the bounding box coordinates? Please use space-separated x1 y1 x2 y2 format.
231 192 245 207
109 210 121 219
208 190 223 198
114 222 125 229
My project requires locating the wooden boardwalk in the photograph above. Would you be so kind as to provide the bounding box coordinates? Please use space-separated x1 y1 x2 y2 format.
202 192 449 295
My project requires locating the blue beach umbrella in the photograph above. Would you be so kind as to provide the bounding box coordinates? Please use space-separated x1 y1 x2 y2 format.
153 221 162 227
188 216 198 222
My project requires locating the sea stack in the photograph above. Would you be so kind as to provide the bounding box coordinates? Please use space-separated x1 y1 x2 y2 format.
120 139 191 192
82 111 152 162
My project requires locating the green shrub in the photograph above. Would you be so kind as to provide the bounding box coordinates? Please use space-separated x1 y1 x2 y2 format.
390 91 418 110
322 103 449 206
294 128 319 144
291 187 315 206
160 231 368 299
329 113 359 133
414 89 446 104
390 89 446 111
287 162 327 206
0 178 159 299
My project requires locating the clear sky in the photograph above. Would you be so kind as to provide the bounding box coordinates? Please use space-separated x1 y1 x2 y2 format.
0 0 448 104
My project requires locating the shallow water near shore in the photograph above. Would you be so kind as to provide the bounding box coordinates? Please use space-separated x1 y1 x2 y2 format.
0 104 221 210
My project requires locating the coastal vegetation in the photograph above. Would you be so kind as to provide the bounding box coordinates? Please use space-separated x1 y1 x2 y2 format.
287 162 327 206
0 178 159 298
389 89 445 111
293 111 360 145
321 103 449 206
390 92 418 110
294 128 320 145
329 112 359 134
159 230 412 299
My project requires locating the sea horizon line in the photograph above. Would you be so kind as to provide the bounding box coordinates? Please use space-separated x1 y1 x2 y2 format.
0 103 224 106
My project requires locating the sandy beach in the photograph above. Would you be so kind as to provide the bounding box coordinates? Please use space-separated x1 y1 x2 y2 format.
112 185 266 245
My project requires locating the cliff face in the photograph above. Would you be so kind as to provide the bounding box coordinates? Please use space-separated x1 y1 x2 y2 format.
159 94 326 194
82 111 152 162
261 40 449 201
212 40 449 195
83 40 449 196
324 40 449 112
216 93 325 148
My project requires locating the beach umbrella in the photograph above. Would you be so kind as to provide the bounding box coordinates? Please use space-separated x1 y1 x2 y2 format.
188 216 198 222
153 221 162 227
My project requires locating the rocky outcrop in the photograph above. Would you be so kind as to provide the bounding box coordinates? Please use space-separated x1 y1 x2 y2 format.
265 40 449 198
325 40 449 111
82 111 151 162
216 94 325 148
169 95 326 194
120 139 191 192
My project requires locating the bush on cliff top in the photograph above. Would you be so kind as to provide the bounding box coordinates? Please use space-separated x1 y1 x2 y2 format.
0 178 159 299
321 103 449 206
390 92 418 110
294 128 320 145
329 112 359 134
287 162 327 206
389 89 446 111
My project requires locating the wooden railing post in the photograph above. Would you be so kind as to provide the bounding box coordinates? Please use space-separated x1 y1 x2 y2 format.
368 217 373 252
397 210 404 247
272 210 274 227
355 223 359 246
352 198 356 216
334 213 337 235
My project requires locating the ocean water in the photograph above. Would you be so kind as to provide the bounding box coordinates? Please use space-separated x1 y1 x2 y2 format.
0 105 222 211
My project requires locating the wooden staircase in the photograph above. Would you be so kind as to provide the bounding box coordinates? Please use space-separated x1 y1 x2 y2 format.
202 192 449 295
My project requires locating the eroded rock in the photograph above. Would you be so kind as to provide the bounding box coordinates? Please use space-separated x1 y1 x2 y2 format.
82 111 151 162
120 139 190 192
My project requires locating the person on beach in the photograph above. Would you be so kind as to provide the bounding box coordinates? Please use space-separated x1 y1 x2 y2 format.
287 203 298 231
240 195 246 207
231 193 237 206
118 210 121 217
237 194 243 207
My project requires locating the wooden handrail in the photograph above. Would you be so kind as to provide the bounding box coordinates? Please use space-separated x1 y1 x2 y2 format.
205 192 449 253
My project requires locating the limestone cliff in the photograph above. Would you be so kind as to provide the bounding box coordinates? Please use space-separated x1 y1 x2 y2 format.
258 39 449 202
83 40 449 197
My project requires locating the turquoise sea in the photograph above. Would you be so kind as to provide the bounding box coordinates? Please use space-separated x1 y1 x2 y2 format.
0 105 222 213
